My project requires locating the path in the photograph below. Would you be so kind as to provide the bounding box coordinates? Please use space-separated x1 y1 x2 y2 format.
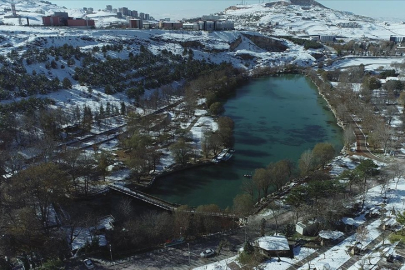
350 116 385 163
339 233 386 270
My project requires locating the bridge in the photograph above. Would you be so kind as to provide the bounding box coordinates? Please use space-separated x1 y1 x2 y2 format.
108 184 180 211
108 184 238 218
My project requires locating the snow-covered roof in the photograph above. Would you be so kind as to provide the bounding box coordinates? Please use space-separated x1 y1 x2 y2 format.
318 230 344 240
255 236 290 251
341 216 365 226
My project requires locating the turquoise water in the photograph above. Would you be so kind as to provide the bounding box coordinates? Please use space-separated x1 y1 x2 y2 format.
148 74 343 208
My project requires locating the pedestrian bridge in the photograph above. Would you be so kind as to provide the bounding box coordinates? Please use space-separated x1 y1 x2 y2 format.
108 184 238 218
109 184 180 211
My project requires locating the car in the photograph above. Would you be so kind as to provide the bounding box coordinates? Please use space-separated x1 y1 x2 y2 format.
200 248 215 258
83 259 95 269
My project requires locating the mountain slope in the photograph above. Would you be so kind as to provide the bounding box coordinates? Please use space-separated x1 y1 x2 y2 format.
222 1 405 39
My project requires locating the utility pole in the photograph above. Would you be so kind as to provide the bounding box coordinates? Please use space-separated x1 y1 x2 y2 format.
109 244 113 263
188 243 190 266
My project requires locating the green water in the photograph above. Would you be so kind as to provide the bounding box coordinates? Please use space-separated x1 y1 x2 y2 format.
148 74 343 208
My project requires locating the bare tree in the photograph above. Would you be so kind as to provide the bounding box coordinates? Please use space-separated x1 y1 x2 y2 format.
356 225 369 250
268 201 282 234
343 125 356 150
299 150 314 176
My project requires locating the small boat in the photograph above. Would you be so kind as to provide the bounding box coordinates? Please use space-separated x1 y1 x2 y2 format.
212 148 234 163
243 174 252 178
221 152 233 161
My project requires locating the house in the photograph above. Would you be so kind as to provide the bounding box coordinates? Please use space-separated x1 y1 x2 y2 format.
318 230 344 246
255 236 292 258
341 217 360 232
296 221 319 236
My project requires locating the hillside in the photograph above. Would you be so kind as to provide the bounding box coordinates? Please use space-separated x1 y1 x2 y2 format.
223 1 405 39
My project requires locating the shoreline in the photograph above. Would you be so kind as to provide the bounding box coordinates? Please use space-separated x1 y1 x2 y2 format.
305 71 347 153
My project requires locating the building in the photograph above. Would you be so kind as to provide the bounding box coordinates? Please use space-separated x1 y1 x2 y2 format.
202 14 220 20
142 22 156 29
205 21 215 31
159 21 183 30
11 3 16 17
129 19 142 29
144 13 150 20
214 20 234 30
254 236 292 258
42 12 69 26
390 36 405 43
319 35 336 42
131 10 138 18
183 22 199 30
67 18 95 27
86 8 93 14
139 12 145 20
106 5 112 12
318 230 344 246
119 7 129 16
42 12 94 28
112 8 117 13
296 221 319 236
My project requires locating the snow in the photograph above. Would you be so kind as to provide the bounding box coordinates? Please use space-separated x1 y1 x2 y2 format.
318 230 344 240
256 236 290 251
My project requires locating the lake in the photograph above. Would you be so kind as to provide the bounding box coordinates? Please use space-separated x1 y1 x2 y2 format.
148 74 343 208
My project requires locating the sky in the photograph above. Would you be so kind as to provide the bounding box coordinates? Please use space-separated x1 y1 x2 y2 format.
51 0 405 21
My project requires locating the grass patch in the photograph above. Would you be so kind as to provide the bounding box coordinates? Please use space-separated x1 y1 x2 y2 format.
388 233 405 243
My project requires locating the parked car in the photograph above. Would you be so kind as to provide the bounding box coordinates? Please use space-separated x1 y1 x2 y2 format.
200 249 215 258
83 259 95 269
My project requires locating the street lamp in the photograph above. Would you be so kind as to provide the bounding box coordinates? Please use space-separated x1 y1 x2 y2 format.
109 244 113 263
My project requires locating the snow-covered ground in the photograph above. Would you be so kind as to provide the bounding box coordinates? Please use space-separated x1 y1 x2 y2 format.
224 3 405 40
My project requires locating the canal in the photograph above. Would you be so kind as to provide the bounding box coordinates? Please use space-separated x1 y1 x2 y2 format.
148 74 343 209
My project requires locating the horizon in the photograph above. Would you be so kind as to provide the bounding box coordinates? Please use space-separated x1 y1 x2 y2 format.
50 0 405 21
